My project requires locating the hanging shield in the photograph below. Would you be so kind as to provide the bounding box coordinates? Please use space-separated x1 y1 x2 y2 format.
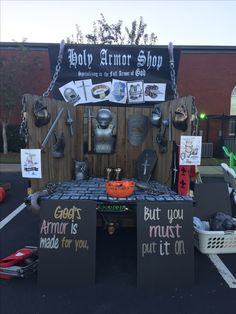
137 149 157 182
128 115 148 146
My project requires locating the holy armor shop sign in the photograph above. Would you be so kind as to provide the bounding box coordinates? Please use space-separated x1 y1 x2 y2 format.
48 44 180 106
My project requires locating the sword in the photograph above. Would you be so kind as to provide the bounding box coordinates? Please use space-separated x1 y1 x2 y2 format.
66 109 74 136
88 109 92 152
173 150 178 185
41 108 64 150
82 80 87 101
168 107 173 142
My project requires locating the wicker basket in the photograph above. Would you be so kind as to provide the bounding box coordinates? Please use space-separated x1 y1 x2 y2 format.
194 227 236 254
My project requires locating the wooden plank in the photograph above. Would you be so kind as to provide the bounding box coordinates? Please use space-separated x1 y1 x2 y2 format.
115 107 126 178
24 94 194 190
107 105 117 171
25 94 76 191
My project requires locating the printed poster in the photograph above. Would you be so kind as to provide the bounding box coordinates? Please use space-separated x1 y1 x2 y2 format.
144 83 166 102
179 136 202 165
21 149 42 178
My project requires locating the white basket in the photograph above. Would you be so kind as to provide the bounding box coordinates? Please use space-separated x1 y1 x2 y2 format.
194 227 236 254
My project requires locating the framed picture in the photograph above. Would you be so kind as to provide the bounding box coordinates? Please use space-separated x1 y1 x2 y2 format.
127 81 144 104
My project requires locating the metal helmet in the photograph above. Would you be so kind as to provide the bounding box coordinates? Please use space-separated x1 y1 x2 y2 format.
33 99 51 127
96 109 112 128
64 88 80 103
150 106 162 127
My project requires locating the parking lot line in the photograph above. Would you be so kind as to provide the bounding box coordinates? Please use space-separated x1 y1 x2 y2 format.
0 203 26 230
208 254 236 288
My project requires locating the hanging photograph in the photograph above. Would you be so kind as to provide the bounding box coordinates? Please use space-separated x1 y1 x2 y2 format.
179 136 202 165
91 82 111 102
59 81 81 105
144 83 166 102
109 79 127 104
127 81 144 104
74 79 93 104
21 149 42 178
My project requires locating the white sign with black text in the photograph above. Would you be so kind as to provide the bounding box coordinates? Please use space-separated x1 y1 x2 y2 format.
21 149 42 178
179 136 202 165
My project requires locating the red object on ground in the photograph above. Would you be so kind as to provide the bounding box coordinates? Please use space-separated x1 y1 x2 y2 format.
0 248 34 279
0 187 6 203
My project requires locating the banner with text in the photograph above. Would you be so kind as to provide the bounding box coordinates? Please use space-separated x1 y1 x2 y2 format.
48 44 180 106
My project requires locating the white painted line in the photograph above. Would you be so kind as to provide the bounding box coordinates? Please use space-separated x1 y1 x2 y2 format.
0 203 26 230
208 254 236 288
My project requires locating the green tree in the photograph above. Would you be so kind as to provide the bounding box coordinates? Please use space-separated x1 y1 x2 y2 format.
67 14 157 45
0 42 41 153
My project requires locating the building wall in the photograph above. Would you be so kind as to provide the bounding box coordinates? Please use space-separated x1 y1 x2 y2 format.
1 44 236 130
0 46 51 124
178 51 236 116
177 50 236 145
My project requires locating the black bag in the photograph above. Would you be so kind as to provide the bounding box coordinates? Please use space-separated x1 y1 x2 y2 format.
209 212 236 231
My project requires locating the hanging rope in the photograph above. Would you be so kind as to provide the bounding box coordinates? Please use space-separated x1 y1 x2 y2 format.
19 40 65 145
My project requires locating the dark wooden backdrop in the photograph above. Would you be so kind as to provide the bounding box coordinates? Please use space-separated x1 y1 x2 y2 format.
23 94 194 191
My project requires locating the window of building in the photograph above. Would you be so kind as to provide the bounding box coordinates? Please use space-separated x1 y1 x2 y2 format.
229 119 236 136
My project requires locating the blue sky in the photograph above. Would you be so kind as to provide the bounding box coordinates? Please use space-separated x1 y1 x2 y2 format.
1 0 236 46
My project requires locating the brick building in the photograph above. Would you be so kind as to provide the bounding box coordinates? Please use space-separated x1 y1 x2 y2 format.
177 47 236 155
1 42 236 155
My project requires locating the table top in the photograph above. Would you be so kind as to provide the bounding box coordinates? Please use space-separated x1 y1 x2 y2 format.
44 178 192 203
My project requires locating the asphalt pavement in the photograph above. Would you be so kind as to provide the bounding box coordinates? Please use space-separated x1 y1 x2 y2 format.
0 167 236 314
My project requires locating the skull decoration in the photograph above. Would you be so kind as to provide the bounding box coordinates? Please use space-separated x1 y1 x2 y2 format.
64 88 80 104
96 109 113 128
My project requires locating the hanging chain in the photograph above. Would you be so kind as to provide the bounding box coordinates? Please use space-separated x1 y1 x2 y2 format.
168 42 178 99
168 43 199 136
43 40 65 97
19 40 65 146
191 96 199 136
19 96 29 145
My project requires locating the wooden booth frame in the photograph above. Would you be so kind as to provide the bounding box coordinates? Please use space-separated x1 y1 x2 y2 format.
23 94 195 192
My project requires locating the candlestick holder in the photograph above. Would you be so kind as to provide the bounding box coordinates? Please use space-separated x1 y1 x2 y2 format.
105 167 113 180
114 167 122 180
